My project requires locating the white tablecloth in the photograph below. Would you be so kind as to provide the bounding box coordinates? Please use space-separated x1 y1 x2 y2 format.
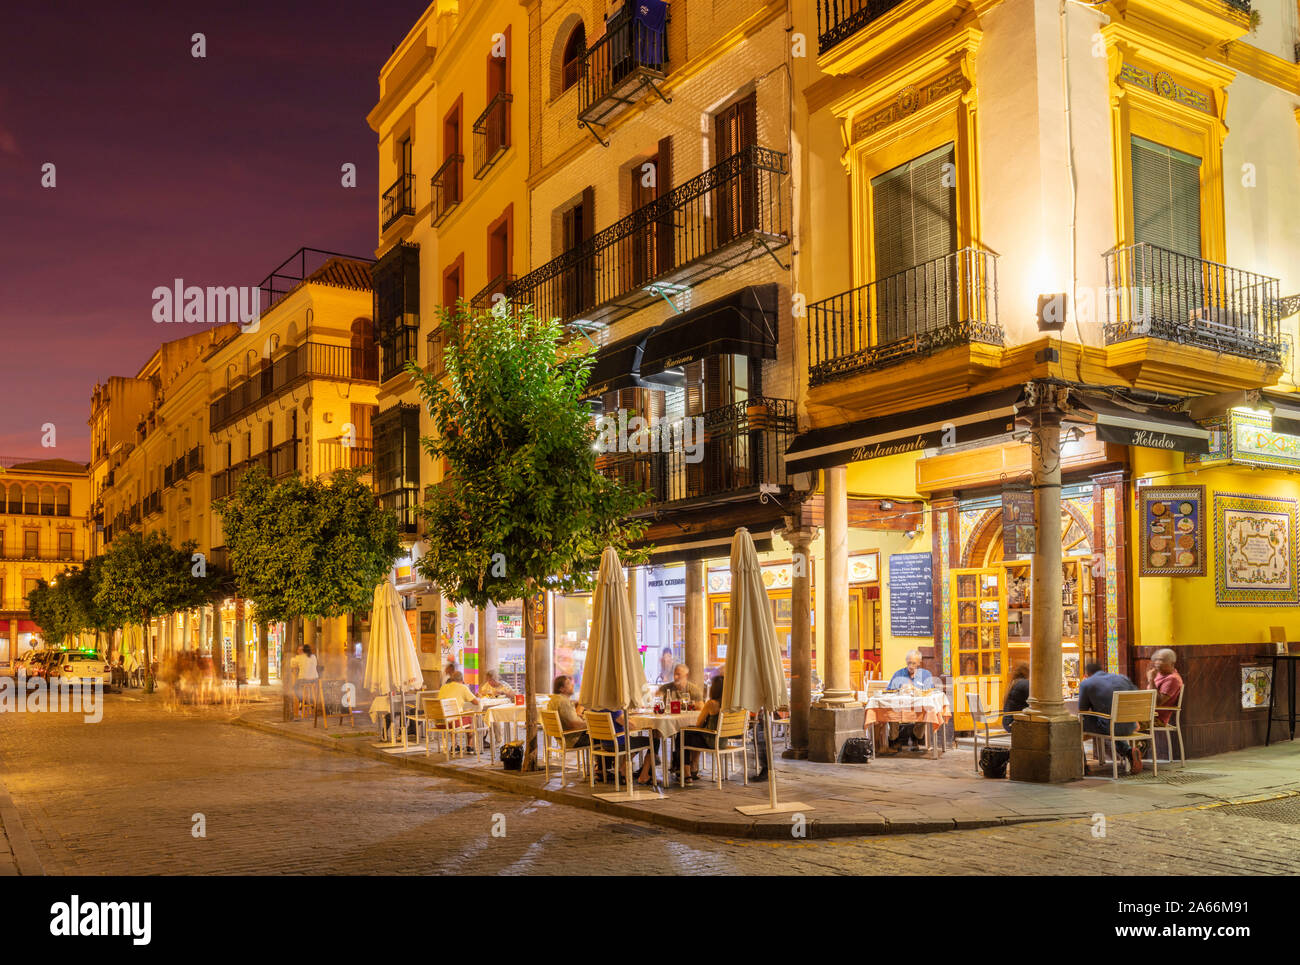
629 711 698 738
863 692 951 716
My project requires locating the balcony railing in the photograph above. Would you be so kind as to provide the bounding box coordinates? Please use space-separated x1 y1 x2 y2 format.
598 398 795 511
2 547 85 562
816 0 909 55
508 145 788 330
473 92 512 179
270 438 299 479
1102 243 1282 364
317 439 374 476
578 11 668 127
379 486 420 533
381 172 415 231
430 154 463 227
807 248 1002 386
144 491 162 517
209 342 377 433
471 274 515 315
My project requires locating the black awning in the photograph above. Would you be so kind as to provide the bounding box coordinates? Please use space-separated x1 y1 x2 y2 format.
1266 391 1300 436
645 531 774 567
1071 394 1210 454
639 284 779 380
580 329 654 402
784 386 1026 475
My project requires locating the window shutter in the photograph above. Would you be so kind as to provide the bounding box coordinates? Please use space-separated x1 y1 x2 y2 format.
656 135 674 275
1131 136 1201 259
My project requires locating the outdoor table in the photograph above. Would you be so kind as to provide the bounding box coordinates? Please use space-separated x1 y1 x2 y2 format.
863 691 952 758
482 698 520 760
369 692 428 740
628 710 698 788
1265 653 1300 746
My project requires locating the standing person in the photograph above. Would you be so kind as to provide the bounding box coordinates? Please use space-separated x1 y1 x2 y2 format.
1078 661 1141 773
1002 661 1030 732
656 647 674 685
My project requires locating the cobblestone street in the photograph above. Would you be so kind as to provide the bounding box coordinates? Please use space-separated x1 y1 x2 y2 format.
0 695 1296 876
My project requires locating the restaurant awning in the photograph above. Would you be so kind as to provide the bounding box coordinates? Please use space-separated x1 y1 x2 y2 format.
1069 394 1210 454
639 284 778 382
580 329 655 402
784 386 1027 476
645 531 774 567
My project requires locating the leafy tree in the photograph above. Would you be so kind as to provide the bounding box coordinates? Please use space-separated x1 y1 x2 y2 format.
216 466 402 675
26 578 68 648
95 530 212 689
408 301 649 769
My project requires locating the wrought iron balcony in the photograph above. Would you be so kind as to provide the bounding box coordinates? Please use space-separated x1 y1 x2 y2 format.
817 0 909 55
808 248 1001 386
597 397 795 511
508 145 788 330
471 274 515 315
473 92 512 179
1224 0 1251 12
578 11 669 128
381 173 415 231
379 485 420 533
430 154 464 227
2 546 85 562
270 438 299 479
1102 243 1282 364
209 342 378 433
318 438 374 476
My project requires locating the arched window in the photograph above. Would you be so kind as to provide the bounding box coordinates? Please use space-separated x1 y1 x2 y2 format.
56 486 70 517
40 485 55 516
561 23 586 93
350 318 378 380
7 484 20 514
24 485 38 515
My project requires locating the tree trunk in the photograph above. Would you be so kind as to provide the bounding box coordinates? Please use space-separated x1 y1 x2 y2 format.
522 583 539 772
282 616 299 721
257 619 270 687
142 613 155 693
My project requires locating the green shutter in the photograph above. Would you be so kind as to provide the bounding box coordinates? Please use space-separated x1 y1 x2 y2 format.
1131 136 1201 259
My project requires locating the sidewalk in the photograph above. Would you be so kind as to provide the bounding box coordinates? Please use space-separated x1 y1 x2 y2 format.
234 707 1300 839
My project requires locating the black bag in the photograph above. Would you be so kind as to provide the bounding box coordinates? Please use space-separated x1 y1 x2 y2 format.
980 746 1011 778
840 736 873 764
500 741 524 771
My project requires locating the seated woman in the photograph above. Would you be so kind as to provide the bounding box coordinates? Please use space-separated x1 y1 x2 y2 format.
1002 661 1030 732
665 674 725 784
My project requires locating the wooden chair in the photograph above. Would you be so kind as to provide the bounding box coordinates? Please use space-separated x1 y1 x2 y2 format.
585 711 653 791
424 697 473 757
965 690 1011 772
680 710 749 790
769 708 791 750
296 679 327 729
540 709 587 785
1151 683 1186 766
1078 689 1158 779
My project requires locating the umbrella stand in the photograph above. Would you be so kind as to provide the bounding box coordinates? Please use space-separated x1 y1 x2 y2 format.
734 709 811 816
372 686 407 749
378 685 428 755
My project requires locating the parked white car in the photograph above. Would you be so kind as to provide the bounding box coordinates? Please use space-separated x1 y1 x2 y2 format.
0 651 39 678
50 651 110 685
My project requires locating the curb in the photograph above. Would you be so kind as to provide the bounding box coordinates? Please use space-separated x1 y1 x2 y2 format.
0 767 44 876
232 715 1050 839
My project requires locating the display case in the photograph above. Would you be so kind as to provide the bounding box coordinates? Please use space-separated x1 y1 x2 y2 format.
1001 556 1093 696
950 567 1005 730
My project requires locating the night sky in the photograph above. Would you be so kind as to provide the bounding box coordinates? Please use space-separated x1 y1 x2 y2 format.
0 0 429 459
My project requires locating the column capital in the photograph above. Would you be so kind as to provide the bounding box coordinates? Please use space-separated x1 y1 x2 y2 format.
780 525 819 548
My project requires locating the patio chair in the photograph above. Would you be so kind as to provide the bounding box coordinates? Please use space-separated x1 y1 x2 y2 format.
1151 683 1186 766
585 711 654 792
424 697 474 758
1078 689 1158 779
540 709 588 785
680 710 749 790
964 690 1011 773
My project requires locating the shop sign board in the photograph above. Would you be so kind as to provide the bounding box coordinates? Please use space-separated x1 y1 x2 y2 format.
1001 490 1036 558
889 553 934 637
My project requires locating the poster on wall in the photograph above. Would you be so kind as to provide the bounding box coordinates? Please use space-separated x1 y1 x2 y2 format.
1001 490 1036 557
888 553 933 637
419 609 439 655
1214 492 1300 606
1139 485 1205 577
1241 665 1273 709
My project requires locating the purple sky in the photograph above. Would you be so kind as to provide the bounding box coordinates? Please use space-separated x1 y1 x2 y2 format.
0 0 427 461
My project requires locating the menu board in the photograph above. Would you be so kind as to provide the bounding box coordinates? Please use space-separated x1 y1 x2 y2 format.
1139 485 1206 577
889 553 934 637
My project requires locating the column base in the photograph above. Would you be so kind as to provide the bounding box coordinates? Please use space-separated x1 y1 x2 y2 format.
808 705 863 763
781 747 809 760
1009 716 1083 783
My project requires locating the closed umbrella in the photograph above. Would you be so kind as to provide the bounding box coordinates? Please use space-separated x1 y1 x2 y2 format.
366 581 425 752
723 527 810 816
579 546 655 802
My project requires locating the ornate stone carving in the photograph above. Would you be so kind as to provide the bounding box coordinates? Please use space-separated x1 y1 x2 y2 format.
850 68 968 143
1119 62 1211 114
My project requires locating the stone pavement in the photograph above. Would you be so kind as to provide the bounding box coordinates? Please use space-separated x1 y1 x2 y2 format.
236 704 1300 839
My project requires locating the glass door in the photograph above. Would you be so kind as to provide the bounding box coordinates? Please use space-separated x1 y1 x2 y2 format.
951 566 1006 730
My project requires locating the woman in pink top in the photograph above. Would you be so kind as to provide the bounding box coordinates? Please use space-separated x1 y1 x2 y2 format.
1145 648 1183 724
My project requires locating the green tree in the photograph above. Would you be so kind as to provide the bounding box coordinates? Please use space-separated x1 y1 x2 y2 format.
408 301 648 769
26 578 68 648
95 530 212 689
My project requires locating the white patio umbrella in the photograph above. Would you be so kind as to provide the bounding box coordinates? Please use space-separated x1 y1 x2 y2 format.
365 580 425 752
579 546 656 802
723 527 810 816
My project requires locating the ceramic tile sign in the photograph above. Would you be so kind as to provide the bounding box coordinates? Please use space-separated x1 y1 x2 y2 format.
889 552 933 637
1140 485 1205 577
1242 665 1273 709
1214 492 1300 606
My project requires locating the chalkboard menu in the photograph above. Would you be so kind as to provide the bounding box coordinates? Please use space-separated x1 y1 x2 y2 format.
889 553 934 637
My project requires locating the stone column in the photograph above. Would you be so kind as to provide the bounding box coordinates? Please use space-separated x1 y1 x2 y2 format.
684 558 705 683
478 602 498 685
1011 401 1083 782
321 615 348 681
821 465 851 702
783 527 816 760
233 599 246 685
256 619 270 686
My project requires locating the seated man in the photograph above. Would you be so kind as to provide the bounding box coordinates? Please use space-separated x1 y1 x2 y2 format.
545 674 589 749
478 668 516 699
885 649 933 750
658 663 703 706
1077 661 1141 773
437 670 479 709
